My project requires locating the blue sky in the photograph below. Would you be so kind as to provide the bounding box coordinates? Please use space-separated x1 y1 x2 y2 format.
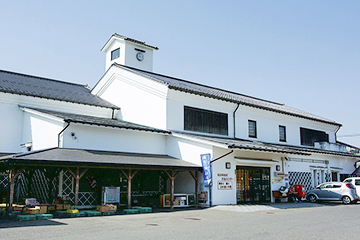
1 1 359 147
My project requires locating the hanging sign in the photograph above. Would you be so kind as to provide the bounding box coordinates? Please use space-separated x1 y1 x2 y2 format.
201 153 212 187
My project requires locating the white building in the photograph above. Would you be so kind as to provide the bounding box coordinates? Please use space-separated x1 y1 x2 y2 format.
1 34 359 208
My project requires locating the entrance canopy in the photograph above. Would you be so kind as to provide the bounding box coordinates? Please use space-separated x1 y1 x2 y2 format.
0 148 201 171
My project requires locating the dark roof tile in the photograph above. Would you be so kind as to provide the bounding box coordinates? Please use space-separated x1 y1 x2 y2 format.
0 69 119 109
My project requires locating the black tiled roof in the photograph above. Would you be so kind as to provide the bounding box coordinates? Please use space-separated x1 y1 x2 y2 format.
0 148 201 170
0 69 119 109
173 132 359 158
172 132 309 155
21 106 170 134
102 34 159 51
114 64 341 126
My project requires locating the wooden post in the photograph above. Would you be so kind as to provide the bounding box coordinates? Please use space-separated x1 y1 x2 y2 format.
189 171 199 207
165 170 179 210
121 169 138 209
8 167 26 214
66 167 88 206
8 167 14 214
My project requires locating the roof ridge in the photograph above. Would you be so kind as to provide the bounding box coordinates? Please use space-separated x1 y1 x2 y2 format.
0 69 87 88
117 64 285 106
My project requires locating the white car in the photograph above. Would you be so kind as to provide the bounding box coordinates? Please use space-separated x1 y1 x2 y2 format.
343 177 360 196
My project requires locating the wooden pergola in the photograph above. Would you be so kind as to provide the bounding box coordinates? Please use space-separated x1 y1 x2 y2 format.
0 148 202 214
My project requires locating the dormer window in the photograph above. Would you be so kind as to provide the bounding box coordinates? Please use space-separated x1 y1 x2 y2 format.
111 48 120 60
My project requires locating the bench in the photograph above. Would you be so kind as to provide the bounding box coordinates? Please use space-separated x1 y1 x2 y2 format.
272 190 289 203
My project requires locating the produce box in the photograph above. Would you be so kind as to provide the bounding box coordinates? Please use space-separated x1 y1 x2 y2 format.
107 204 117 212
36 214 53 220
17 215 36 221
39 205 47 214
41 204 56 212
96 205 110 212
63 204 70 210
67 209 79 214
84 210 101 217
55 204 64 210
28 208 40 214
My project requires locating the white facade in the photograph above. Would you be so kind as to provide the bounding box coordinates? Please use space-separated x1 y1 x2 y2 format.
1 34 359 207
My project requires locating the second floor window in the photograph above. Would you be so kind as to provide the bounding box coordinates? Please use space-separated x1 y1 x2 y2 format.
248 120 257 138
279 125 286 142
300 127 329 146
111 48 120 60
184 106 228 135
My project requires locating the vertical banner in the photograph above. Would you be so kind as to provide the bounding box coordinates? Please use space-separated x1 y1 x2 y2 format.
201 153 212 187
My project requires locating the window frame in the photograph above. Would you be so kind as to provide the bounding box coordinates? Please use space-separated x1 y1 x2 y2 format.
111 48 120 60
279 125 286 142
248 120 257 138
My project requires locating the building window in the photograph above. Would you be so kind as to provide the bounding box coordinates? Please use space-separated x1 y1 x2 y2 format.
111 48 120 60
300 127 329 146
279 125 286 142
248 120 257 138
184 106 228 135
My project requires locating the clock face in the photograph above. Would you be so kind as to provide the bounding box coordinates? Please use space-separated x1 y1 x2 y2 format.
136 52 144 61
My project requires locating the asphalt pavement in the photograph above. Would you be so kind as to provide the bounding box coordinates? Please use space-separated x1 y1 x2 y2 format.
1 202 360 239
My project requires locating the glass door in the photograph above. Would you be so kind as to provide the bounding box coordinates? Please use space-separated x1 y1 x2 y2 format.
236 166 270 203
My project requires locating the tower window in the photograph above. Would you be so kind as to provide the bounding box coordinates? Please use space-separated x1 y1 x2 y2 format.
111 48 120 60
279 125 286 142
248 120 257 138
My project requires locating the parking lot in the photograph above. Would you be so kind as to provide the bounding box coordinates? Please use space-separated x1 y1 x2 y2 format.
1 202 360 240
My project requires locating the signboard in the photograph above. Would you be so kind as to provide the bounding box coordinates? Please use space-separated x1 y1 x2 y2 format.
217 180 232 190
201 153 212 187
101 187 120 204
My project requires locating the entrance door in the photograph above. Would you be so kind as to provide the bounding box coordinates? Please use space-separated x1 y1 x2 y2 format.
236 166 270 203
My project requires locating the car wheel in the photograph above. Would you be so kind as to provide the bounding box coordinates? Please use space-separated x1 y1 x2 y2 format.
308 195 317 203
342 196 351 204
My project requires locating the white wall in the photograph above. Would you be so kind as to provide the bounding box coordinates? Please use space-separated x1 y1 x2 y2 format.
235 105 338 145
0 91 116 153
166 88 339 147
92 67 168 130
0 101 24 153
124 42 154 72
62 123 167 154
22 110 63 150
167 89 235 137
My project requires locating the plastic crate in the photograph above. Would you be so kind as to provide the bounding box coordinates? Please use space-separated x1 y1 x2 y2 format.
122 209 139 214
17 215 36 222
101 211 116 216
84 211 102 217
55 211 69 217
138 207 152 213
68 211 86 218
36 214 53 220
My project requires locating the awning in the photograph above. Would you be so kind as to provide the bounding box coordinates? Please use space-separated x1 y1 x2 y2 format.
0 148 202 171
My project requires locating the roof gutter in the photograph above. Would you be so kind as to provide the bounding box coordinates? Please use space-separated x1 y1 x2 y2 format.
233 103 240 138
58 122 70 147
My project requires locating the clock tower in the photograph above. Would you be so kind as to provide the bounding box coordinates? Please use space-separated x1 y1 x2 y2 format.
101 33 158 72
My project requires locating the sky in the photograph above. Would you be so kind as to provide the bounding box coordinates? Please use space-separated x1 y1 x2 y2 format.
0 1 359 147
